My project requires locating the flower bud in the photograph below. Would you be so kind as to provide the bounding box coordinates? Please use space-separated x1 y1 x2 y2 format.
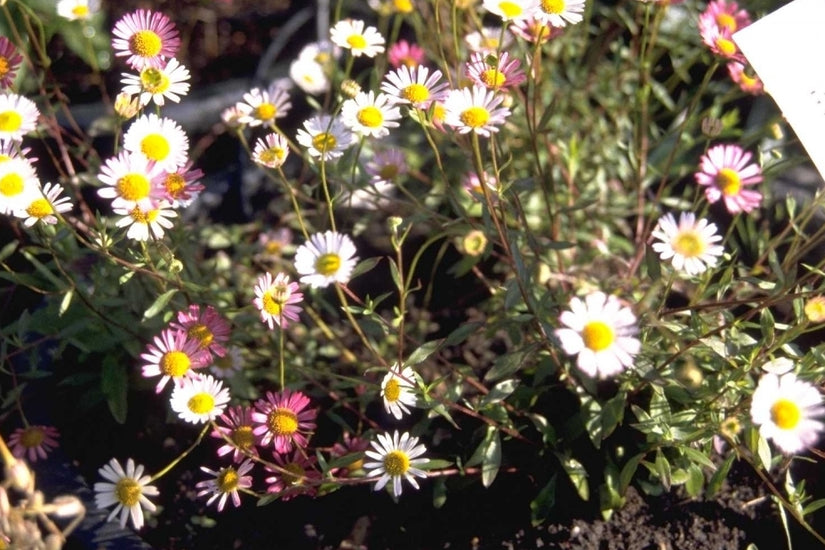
114 92 140 120
461 229 488 257
340 79 362 99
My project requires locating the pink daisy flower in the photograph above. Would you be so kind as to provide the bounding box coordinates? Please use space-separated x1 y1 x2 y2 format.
0 37 23 89
8 425 60 462
699 0 751 36
253 272 304 330
466 51 526 91
151 161 205 208
111 9 181 70
365 148 408 186
329 432 370 477
510 16 563 43
695 143 763 214
726 62 763 96
140 328 211 393
170 304 231 357
387 40 426 68
196 459 254 512
264 449 321 500
381 65 450 109
699 23 742 61
251 389 317 453
210 405 260 463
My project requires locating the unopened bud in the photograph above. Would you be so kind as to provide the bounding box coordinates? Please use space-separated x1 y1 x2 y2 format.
461 229 488 257
701 117 723 138
340 79 362 99
113 92 140 120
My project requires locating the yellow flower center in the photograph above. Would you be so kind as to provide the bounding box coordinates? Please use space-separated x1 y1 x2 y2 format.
72 5 90 18
379 164 400 180
19 426 46 448
393 0 414 13
715 37 737 57
254 103 277 121
315 253 341 276
581 320 615 352
480 68 506 88
129 205 160 224
346 34 368 50
401 83 430 104
232 425 255 450
116 173 151 201
356 106 384 128
160 350 191 377
0 57 9 79
187 323 214 349
267 407 298 436
188 392 215 415
115 477 141 507
129 30 163 58
460 106 491 128
312 132 337 153
716 13 737 32
282 461 306 485
164 173 185 197
804 297 825 323
0 110 22 133
770 398 802 430
384 378 401 402
541 0 565 14
383 450 410 476
0 154 11 162
140 67 170 94
140 134 171 161
262 292 284 316
0 173 23 197
716 167 741 196
498 1 523 18
26 198 53 219
672 230 706 258
259 147 285 165
217 467 239 492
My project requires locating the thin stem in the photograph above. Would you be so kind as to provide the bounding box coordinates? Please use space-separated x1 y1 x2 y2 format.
149 422 211 482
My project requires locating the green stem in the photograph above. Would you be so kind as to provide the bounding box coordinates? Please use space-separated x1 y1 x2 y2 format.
149 422 210 482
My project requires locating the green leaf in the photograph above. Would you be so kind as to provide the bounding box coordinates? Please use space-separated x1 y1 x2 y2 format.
433 477 448 509
0 241 16 262
619 453 644 494
654 450 672 491
101 355 128 424
445 321 483 347
59 289 74 317
350 256 381 279
685 464 704 498
757 433 772 471
484 349 532 382
530 475 557 526
706 452 735 498
561 456 589 501
682 447 717 471
406 339 442 366
467 426 501 488
479 379 518 408
600 391 626 440
802 498 825 516
143 289 178 320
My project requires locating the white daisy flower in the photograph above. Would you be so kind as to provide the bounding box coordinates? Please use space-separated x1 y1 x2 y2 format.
56 0 100 21
13 182 72 226
0 157 40 214
536 0 586 27
365 148 408 186
330 19 386 58
236 85 292 127
364 431 428 498
253 272 304 329
290 58 331 95
555 291 640 379
381 364 417 420
0 93 39 142
123 113 189 172
195 459 254 512
464 27 513 54
750 372 825 455
252 133 290 169
93 458 159 530
114 199 177 241
340 91 402 139
97 151 166 209
120 57 191 107
295 114 355 162
381 65 450 109
650 212 724 276
443 85 511 137
170 374 231 424
482 0 541 22
294 230 358 289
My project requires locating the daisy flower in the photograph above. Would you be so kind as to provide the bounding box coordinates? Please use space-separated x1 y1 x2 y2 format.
257 227 293 258
726 62 763 95
699 0 751 35
253 272 304 329
195 459 254 512
695 143 763 214
0 157 40 215
152 161 205 208
57 0 100 21
0 37 23 88
294 230 358 289
170 374 231 424
443 85 512 137
387 40 426 68
8 425 60 462
123 113 189 172
555 291 641 379
465 27 513 54
511 16 563 43
0 93 40 142
365 148 408 186
264 450 321 500
699 24 741 60
381 65 450 109
209 346 244 379
651 212 724 276
121 57 191 107
462 170 499 201
466 51 526 91
13 182 73 227
535 0 586 28
364 431 428 498
170 304 231 358
140 328 211 393
483 0 541 22
290 43 335 95
97 151 165 209
251 389 317 453
329 432 370 476
111 9 181 70
341 91 402 139
330 19 386 58
93 458 159 530
114 92 141 120
381 364 417 420
211 405 260 462
252 133 290 169
296 114 355 162
750 372 825 455
114 199 177 241
236 85 292 127
804 296 825 323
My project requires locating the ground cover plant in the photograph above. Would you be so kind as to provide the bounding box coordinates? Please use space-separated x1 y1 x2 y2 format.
2 0 825 548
